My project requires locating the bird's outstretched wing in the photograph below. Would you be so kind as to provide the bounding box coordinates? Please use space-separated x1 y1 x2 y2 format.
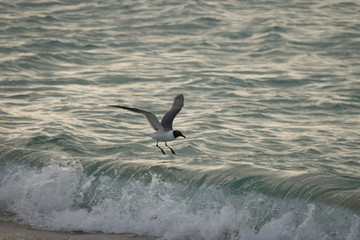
109 105 164 131
161 94 184 131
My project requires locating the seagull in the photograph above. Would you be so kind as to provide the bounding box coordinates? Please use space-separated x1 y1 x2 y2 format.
109 94 186 155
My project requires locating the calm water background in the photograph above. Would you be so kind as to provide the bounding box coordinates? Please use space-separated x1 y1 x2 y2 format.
1 0 360 239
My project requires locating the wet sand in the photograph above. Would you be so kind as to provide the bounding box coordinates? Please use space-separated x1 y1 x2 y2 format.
0 220 153 240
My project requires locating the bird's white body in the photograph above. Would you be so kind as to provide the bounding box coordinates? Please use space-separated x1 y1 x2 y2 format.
144 131 175 142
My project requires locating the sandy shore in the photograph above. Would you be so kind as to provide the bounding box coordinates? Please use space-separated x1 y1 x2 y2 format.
0 220 154 240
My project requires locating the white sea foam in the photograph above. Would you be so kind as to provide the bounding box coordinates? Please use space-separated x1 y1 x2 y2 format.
0 160 359 240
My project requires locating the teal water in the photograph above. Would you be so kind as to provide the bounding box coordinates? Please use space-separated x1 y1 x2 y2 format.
1 0 360 239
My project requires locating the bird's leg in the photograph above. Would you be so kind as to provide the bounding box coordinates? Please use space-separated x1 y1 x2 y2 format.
165 142 176 155
156 141 165 155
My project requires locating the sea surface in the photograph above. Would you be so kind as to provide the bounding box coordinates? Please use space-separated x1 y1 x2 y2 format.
1 0 360 239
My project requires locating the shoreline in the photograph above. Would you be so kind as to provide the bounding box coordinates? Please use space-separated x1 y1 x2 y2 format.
0 220 154 240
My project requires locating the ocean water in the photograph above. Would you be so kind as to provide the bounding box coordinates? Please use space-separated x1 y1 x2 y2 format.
1 0 360 239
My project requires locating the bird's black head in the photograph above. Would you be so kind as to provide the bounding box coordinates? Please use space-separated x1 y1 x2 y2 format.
173 130 186 139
